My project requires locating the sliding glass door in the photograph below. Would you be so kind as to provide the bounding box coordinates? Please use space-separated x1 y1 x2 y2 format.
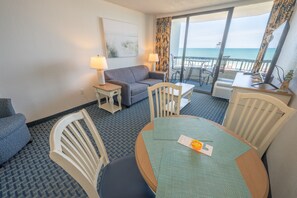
185 11 230 93
170 9 233 94
218 2 273 83
169 1 278 95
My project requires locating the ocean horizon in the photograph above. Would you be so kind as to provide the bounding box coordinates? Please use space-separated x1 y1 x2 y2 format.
177 48 276 60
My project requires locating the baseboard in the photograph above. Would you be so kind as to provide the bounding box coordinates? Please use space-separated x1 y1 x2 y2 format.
27 100 97 127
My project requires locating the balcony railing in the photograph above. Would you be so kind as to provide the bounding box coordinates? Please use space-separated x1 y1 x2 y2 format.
171 56 272 73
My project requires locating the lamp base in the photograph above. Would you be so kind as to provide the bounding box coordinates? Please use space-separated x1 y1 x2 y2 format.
152 63 156 71
97 70 106 85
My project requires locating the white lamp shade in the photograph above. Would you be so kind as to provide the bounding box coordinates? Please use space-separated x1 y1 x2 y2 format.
90 56 108 70
148 53 159 62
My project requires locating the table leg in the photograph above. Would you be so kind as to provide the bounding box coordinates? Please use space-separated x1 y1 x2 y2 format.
187 89 193 103
117 91 122 110
109 95 114 114
96 91 101 108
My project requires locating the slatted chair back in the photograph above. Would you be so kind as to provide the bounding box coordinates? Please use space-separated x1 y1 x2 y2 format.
49 109 109 198
224 93 296 157
148 82 182 122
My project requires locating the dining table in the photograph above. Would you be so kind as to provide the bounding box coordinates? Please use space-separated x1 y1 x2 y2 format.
135 116 269 198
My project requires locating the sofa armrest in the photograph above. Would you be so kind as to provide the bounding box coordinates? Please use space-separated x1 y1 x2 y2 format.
0 114 26 139
107 80 132 106
0 98 16 118
149 71 166 82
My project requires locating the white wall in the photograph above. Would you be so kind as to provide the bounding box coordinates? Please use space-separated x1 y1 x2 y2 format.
0 0 154 122
266 5 297 198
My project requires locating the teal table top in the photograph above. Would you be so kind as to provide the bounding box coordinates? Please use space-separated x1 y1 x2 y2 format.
142 117 252 198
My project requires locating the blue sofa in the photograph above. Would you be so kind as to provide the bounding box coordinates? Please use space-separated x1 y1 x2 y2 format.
0 98 31 165
104 65 165 106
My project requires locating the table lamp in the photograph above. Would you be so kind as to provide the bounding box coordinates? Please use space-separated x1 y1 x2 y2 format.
148 53 159 71
90 55 108 85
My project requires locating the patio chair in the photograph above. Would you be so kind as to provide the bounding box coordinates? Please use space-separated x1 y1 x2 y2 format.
49 109 154 198
204 56 230 85
185 66 206 86
223 93 296 157
184 58 211 86
170 54 184 82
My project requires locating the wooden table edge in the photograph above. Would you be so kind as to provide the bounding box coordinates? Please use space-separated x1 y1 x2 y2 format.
135 116 269 197
135 132 158 192
93 83 122 91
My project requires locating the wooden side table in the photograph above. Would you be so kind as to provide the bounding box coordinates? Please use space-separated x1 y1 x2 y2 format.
93 83 122 114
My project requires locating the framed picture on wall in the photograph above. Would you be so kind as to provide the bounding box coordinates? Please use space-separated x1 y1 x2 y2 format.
102 18 138 58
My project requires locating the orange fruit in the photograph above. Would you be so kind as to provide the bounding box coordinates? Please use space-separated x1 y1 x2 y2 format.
191 140 203 151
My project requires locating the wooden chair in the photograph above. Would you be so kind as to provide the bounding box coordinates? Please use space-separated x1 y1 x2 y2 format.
223 93 296 157
148 82 182 122
49 109 154 198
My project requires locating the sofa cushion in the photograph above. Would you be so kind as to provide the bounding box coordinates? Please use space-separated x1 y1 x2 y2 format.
131 92 148 105
105 68 136 84
129 65 149 82
138 79 163 86
130 83 148 96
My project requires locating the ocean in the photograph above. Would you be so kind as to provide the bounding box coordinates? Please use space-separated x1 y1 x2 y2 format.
178 48 276 60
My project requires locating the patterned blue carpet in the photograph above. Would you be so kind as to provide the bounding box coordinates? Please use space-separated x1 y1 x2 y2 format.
0 92 228 197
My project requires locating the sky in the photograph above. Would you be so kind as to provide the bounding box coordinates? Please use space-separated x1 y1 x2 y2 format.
176 13 284 49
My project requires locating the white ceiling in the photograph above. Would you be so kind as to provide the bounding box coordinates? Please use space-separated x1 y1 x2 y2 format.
103 0 271 15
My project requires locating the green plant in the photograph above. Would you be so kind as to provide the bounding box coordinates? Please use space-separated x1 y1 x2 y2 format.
284 70 294 81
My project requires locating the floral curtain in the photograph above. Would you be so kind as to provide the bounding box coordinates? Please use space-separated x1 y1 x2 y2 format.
155 17 172 81
253 0 296 72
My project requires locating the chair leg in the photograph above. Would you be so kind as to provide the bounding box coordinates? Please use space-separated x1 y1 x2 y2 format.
199 78 204 87
171 73 176 82
206 76 210 85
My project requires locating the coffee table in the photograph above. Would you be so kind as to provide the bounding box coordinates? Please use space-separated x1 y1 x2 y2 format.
174 82 195 110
